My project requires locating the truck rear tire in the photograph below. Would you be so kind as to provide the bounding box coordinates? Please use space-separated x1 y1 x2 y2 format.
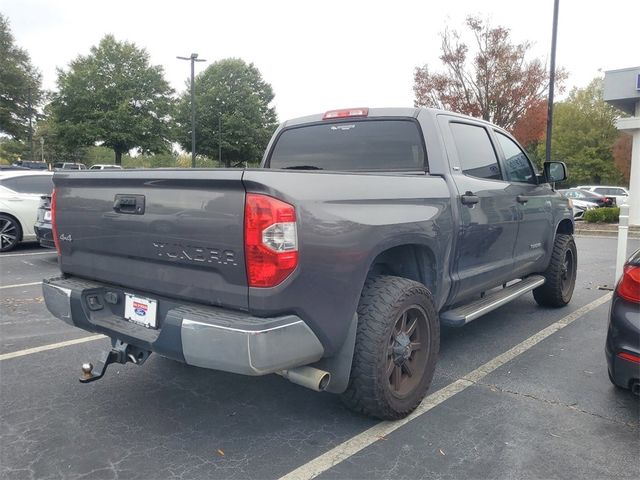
341 276 439 420
533 234 577 307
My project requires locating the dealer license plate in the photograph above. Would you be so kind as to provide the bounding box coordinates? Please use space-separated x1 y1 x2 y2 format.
124 293 158 328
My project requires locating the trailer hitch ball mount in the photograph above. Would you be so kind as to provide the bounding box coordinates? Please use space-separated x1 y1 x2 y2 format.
79 340 151 383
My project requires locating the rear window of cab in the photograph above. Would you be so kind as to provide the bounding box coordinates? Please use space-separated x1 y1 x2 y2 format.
267 119 426 172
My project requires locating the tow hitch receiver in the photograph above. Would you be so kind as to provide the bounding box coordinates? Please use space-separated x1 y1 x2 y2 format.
79 340 151 383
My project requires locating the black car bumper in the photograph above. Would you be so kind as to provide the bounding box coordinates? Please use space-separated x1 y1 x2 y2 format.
34 224 54 248
605 295 640 391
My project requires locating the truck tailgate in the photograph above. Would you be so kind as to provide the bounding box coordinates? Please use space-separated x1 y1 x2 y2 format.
53 170 248 310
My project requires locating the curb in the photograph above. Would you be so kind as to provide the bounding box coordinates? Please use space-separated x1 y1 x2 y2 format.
575 229 640 239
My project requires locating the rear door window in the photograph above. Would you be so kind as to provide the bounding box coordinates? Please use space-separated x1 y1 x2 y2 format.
595 187 625 196
450 122 502 180
1 175 53 194
268 119 426 171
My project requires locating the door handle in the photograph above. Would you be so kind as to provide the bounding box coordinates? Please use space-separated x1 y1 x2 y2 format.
516 195 529 204
461 192 479 206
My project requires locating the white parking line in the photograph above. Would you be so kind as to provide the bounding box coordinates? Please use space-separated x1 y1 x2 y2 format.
0 251 54 258
279 293 613 480
0 281 43 290
0 335 106 361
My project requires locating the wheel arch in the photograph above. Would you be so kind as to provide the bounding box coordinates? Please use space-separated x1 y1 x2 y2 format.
366 243 438 298
556 218 574 235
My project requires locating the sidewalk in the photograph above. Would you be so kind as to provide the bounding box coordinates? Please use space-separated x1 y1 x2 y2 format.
575 221 640 238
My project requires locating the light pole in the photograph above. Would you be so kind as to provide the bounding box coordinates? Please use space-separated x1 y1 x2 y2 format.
218 116 222 167
28 86 34 161
545 0 560 163
177 53 207 168
40 137 44 162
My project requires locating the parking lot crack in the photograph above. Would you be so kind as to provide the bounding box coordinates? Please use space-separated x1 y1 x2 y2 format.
473 381 638 429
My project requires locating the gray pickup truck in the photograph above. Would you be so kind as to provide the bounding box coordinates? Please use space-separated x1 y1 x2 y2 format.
44 107 576 419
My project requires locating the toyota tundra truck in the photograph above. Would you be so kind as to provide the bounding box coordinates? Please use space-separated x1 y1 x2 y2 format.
43 107 576 419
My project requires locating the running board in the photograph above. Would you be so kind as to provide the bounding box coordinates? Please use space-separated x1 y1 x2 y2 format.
440 275 545 327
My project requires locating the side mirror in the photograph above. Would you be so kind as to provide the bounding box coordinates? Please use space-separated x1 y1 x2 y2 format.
544 161 567 183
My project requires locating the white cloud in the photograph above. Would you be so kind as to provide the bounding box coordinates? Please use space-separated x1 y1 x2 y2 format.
4 0 637 121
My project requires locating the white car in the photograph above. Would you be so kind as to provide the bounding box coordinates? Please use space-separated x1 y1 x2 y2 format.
89 164 123 170
0 171 54 252
569 198 597 220
576 185 629 205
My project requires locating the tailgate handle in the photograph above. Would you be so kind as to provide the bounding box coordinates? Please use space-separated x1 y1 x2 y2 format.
113 194 145 215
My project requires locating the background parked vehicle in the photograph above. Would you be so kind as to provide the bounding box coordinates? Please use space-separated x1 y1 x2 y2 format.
34 194 54 248
0 171 53 252
567 198 597 220
53 162 86 170
12 160 49 170
558 188 616 207
606 248 640 395
89 164 123 170
0 165 29 171
577 185 629 205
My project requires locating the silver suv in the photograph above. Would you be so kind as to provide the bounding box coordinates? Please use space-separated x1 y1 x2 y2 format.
53 162 87 170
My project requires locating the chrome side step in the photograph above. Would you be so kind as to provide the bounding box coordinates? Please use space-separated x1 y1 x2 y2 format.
440 275 545 327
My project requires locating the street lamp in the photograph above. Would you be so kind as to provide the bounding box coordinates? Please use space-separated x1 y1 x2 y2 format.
545 0 560 163
177 53 207 168
40 137 44 163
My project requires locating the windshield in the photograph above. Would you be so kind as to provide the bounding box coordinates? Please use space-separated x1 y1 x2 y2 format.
574 190 602 199
268 119 426 171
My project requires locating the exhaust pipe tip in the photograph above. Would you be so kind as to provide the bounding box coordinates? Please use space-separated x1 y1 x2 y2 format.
317 372 331 391
631 381 640 396
278 366 331 392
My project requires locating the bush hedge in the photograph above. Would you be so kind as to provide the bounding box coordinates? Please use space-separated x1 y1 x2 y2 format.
583 207 620 223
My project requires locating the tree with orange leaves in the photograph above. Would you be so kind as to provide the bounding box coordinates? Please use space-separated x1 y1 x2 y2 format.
413 16 566 131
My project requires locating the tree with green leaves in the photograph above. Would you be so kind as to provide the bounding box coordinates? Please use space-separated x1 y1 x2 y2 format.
51 35 175 165
538 78 624 186
0 14 42 157
177 58 278 167
32 103 88 164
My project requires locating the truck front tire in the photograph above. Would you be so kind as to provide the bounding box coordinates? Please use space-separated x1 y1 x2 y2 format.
533 234 577 307
341 276 439 420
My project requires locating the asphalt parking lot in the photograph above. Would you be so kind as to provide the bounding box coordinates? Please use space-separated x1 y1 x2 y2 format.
1 236 639 480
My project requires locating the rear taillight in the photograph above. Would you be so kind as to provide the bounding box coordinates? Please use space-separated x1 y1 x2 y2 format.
51 188 61 255
244 193 298 287
618 352 640 364
617 265 640 303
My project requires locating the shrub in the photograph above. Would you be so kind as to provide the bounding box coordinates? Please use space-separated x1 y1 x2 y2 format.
584 207 620 223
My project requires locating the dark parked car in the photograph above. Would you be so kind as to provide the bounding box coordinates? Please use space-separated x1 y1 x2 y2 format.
559 188 616 207
13 160 49 170
606 249 640 395
34 194 54 248
0 165 29 171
